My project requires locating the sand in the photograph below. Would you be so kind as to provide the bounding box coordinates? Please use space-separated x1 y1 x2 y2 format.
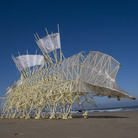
0 111 138 138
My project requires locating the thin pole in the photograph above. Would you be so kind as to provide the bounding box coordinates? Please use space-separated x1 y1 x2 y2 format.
45 28 54 65
57 24 62 62
51 32 58 63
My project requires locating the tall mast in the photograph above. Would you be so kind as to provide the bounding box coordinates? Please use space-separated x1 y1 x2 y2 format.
45 28 55 65
57 24 62 62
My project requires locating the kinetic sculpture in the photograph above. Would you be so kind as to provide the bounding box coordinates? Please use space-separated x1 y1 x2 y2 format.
1 26 135 119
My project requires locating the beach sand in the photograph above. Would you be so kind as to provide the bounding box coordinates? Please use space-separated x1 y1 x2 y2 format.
0 111 138 138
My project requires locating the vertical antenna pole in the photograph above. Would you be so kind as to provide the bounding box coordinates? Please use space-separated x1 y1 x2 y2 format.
45 28 54 65
51 32 58 63
57 24 62 62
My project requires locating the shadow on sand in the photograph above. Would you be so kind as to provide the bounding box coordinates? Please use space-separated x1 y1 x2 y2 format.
72 115 129 119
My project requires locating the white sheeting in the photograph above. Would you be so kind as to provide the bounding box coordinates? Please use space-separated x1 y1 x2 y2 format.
13 55 44 71
36 33 61 53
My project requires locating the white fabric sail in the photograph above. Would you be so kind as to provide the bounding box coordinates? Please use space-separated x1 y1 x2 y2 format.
13 55 44 71
36 33 61 53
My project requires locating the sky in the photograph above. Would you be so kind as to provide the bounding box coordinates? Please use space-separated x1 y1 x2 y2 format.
0 0 138 108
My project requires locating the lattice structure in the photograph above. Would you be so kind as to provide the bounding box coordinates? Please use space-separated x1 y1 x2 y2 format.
1 26 135 119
